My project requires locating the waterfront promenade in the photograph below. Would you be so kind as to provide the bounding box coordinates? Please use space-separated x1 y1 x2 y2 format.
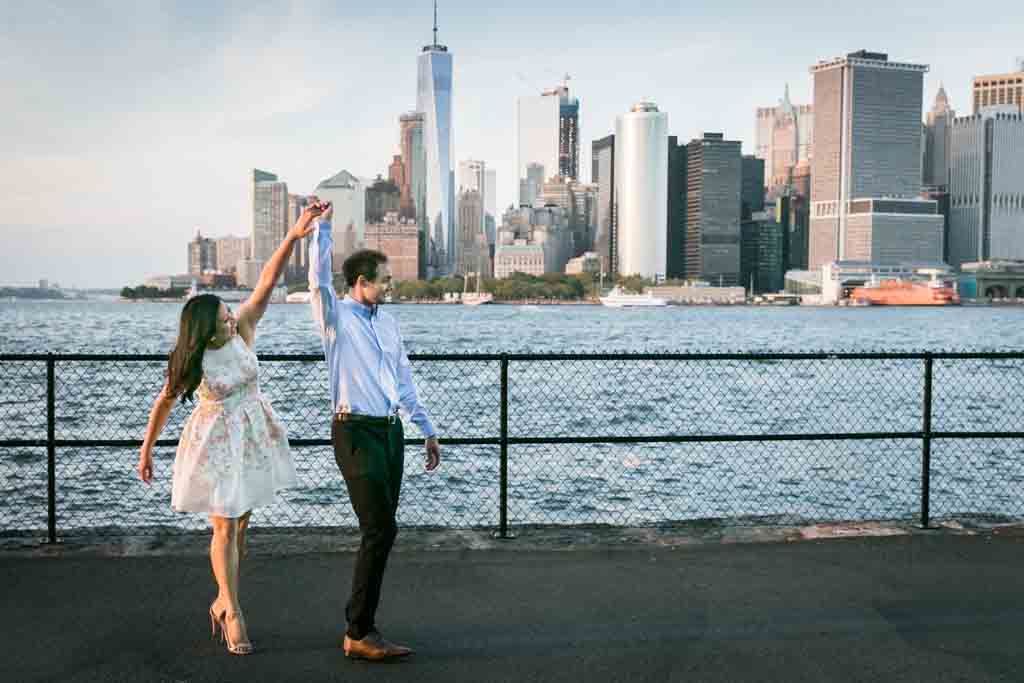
3 521 1023 682
4 340 1024 680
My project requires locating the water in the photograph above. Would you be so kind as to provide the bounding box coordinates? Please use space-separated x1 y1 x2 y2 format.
1 300 1023 534
3 299 1024 354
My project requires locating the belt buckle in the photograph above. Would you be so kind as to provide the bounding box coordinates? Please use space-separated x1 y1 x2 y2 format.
387 413 397 424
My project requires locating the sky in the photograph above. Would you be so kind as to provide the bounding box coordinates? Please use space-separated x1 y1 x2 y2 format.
1 0 1020 288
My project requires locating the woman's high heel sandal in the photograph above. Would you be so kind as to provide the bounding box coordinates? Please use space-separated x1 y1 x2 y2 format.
209 604 224 640
209 604 254 655
220 612 254 655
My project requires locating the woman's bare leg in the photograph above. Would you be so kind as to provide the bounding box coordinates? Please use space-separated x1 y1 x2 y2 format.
236 511 252 561
209 515 250 648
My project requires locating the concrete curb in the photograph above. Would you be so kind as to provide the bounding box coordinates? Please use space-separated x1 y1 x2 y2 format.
4 515 1023 558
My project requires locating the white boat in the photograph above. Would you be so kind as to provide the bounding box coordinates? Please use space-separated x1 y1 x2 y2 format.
285 291 312 304
461 268 493 306
599 286 667 308
462 292 494 306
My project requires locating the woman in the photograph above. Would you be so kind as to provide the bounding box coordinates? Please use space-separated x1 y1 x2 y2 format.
137 201 326 655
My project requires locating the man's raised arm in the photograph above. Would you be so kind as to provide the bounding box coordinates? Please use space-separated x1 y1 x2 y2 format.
309 216 338 340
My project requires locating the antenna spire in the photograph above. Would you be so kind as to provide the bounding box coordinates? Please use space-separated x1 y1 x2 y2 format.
433 0 438 46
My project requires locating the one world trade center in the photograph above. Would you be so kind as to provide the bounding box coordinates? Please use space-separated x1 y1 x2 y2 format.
417 2 454 276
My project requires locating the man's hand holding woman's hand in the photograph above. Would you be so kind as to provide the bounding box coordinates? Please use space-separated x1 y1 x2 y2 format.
288 198 332 241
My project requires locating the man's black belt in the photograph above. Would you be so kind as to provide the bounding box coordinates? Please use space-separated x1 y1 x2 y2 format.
334 411 399 427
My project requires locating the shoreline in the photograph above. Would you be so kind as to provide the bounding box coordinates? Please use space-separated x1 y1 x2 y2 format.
6 297 1024 308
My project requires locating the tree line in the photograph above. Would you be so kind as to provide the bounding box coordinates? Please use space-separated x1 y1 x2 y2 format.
385 272 654 301
120 286 188 300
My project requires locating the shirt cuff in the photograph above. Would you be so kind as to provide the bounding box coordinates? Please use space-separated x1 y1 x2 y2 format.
414 415 437 440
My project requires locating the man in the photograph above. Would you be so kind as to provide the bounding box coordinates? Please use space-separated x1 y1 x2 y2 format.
308 200 442 661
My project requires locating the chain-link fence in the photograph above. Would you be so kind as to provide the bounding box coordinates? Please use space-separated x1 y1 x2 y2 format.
2 352 1023 539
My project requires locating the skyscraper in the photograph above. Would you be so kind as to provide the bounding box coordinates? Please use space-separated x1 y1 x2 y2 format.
399 112 426 221
538 176 599 258
215 236 250 275
517 79 580 203
741 155 766 220
572 182 599 257
539 175 572 211
592 135 616 275
808 51 943 269
365 176 401 224
788 161 812 270
287 193 309 277
315 170 365 265
484 168 497 216
458 160 486 252
484 168 497 247
188 231 216 276
400 111 429 279
251 169 288 264
666 137 688 280
686 133 742 286
416 2 454 276
556 79 580 180
458 160 486 201
923 86 955 188
949 106 1024 267
741 213 786 294
755 85 814 197
456 189 484 276
616 101 668 279
972 63 1024 114
388 154 404 193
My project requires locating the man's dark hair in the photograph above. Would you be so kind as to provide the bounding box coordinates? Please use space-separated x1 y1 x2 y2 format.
342 249 389 288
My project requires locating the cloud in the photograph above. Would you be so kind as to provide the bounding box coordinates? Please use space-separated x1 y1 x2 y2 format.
1 0 1021 288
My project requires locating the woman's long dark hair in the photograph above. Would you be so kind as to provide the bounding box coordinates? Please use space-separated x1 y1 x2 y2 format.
166 294 221 403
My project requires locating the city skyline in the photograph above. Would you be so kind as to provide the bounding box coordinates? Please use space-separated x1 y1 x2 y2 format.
1 0 1020 287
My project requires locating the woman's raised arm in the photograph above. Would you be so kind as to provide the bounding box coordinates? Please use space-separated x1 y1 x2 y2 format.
236 202 325 345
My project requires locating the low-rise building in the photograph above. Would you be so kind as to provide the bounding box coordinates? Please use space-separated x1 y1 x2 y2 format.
495 242 546 278
647 284 746 304
364 212 420 282
565 251 601 275
144 274 194 290
959 260 1024 299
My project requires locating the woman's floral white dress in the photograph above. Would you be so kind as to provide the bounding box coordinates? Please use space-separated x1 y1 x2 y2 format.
171 335 297 517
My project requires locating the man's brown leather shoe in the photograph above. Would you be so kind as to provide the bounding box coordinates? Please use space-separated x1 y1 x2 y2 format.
343 631 413 660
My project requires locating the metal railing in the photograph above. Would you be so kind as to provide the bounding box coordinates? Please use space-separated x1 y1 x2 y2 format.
2 351 1023 540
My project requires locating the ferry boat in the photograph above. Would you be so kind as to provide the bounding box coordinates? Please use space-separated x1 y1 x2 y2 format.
599 286 668 308
847 278 959 306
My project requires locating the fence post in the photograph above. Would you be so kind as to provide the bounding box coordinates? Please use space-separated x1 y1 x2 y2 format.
46 354 57 544
497 354 512 539
920 354 933 529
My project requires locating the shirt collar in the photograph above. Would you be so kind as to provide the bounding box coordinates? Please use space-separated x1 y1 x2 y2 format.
343 294 378 319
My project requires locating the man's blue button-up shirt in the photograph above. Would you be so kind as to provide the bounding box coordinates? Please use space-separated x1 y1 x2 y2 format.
308 220 437 438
